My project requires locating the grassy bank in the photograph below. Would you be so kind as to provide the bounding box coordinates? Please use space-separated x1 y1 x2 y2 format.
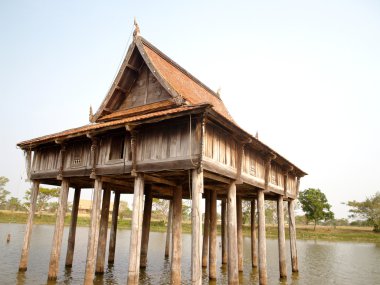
1 210 379 243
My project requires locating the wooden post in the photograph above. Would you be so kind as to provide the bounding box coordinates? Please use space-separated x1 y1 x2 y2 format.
108 192 120 264
95 187 111 274
191 169 203 285
84 178 102 284
277 195 287 278
19 180 39 271
227 182 238 285
127 173 145 285
140 187 153 268
237 196 243 272
65 187 81 267
202 189 210 268
221 198 228 264
48 179 70 280
165 200 173 258
258 190 267 284
171 185 182 284
209 190 217 279
251 199 258 268
288 199 299 272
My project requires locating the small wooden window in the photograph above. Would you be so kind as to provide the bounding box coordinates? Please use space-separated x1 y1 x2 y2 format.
71 144 84 167
109 135 125 160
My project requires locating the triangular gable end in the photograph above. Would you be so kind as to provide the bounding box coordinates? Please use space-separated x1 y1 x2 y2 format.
91 38 183 123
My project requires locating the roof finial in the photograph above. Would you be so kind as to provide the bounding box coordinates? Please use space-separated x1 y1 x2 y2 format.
255 131 259 140
89 105 93 122
133 17 140 39
216 87 221 98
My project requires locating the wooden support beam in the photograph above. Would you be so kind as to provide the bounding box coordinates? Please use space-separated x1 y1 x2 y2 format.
221 198 228 264
101 176 133 188
203 171 231 184
251 199 258 268
116 85 127 93
277 195 287 278
258 190 267 285
108 192 120 264
144 174 176 187
237 196 243 272
65 187 81 267
48 179 69 280
140 187 153 268
165 201 173 258
227 182 239 285
202 190 210 268
288 199 298 272
209 190 217 279
126 63 140 73
171 185 182 284
96 188 111 274
19 180 39 272
127 173 145 284
84 178 102 284
191 169 203 285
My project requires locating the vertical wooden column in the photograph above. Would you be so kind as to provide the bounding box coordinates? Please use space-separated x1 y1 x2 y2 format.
209 190 217 279
258 190 267 285
48 179 70 280
165 200 173 258
65 187 81 267
221 198 228 264
191 169 203 285
251 199 258 268
202 189 210 268
84 178 102 284
236 196 243 272
140 187 153 268
227 182 238 285
288 199 299 272
127 173 145 285
277 195 287 278
108 192 120 264
19 180 39 271
171 185 182 284
95 187 111 274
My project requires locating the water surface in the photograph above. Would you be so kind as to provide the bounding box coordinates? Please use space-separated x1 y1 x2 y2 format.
1 224 379 284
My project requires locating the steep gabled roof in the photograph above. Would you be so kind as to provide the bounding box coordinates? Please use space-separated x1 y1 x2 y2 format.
91 32 234 123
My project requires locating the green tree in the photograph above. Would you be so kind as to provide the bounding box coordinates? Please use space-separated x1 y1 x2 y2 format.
118 201 132 220
152 198 170 222
298 188 334 230
347 192 380 233
7 197 25 212
182 200 191 221
0 176 10 209
24 187 60 215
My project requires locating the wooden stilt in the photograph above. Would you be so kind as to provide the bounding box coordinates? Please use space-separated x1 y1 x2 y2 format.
258 190 267 285
171 185 182 284
165 200 173 258
140 187 153 268
65 187 81 267
251 199 258 268
48 179 70 280
227 182 238 285
19 180 39 272
127 173 145 285
209 190 217 279
191 169 203 285
84 178 102 284
202 189 210 268
95 187 111 274
108 192 120 264
221 198 228 264
277 195 287 278
288 199 299 272
237 196 243 272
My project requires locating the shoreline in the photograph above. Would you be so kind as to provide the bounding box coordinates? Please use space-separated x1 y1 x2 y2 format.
1 211 379 243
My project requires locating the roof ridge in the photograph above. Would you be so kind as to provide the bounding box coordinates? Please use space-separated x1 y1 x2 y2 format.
139 36 222 101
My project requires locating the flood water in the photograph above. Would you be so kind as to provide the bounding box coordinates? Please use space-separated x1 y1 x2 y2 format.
1 223 380 285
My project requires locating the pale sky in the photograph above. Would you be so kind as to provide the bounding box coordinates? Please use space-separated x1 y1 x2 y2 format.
0 1 379 218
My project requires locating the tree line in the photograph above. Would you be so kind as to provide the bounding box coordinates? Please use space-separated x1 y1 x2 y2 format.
1 175 379 232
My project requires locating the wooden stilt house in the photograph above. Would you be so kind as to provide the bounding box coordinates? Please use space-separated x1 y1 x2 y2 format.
17 23 306 285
